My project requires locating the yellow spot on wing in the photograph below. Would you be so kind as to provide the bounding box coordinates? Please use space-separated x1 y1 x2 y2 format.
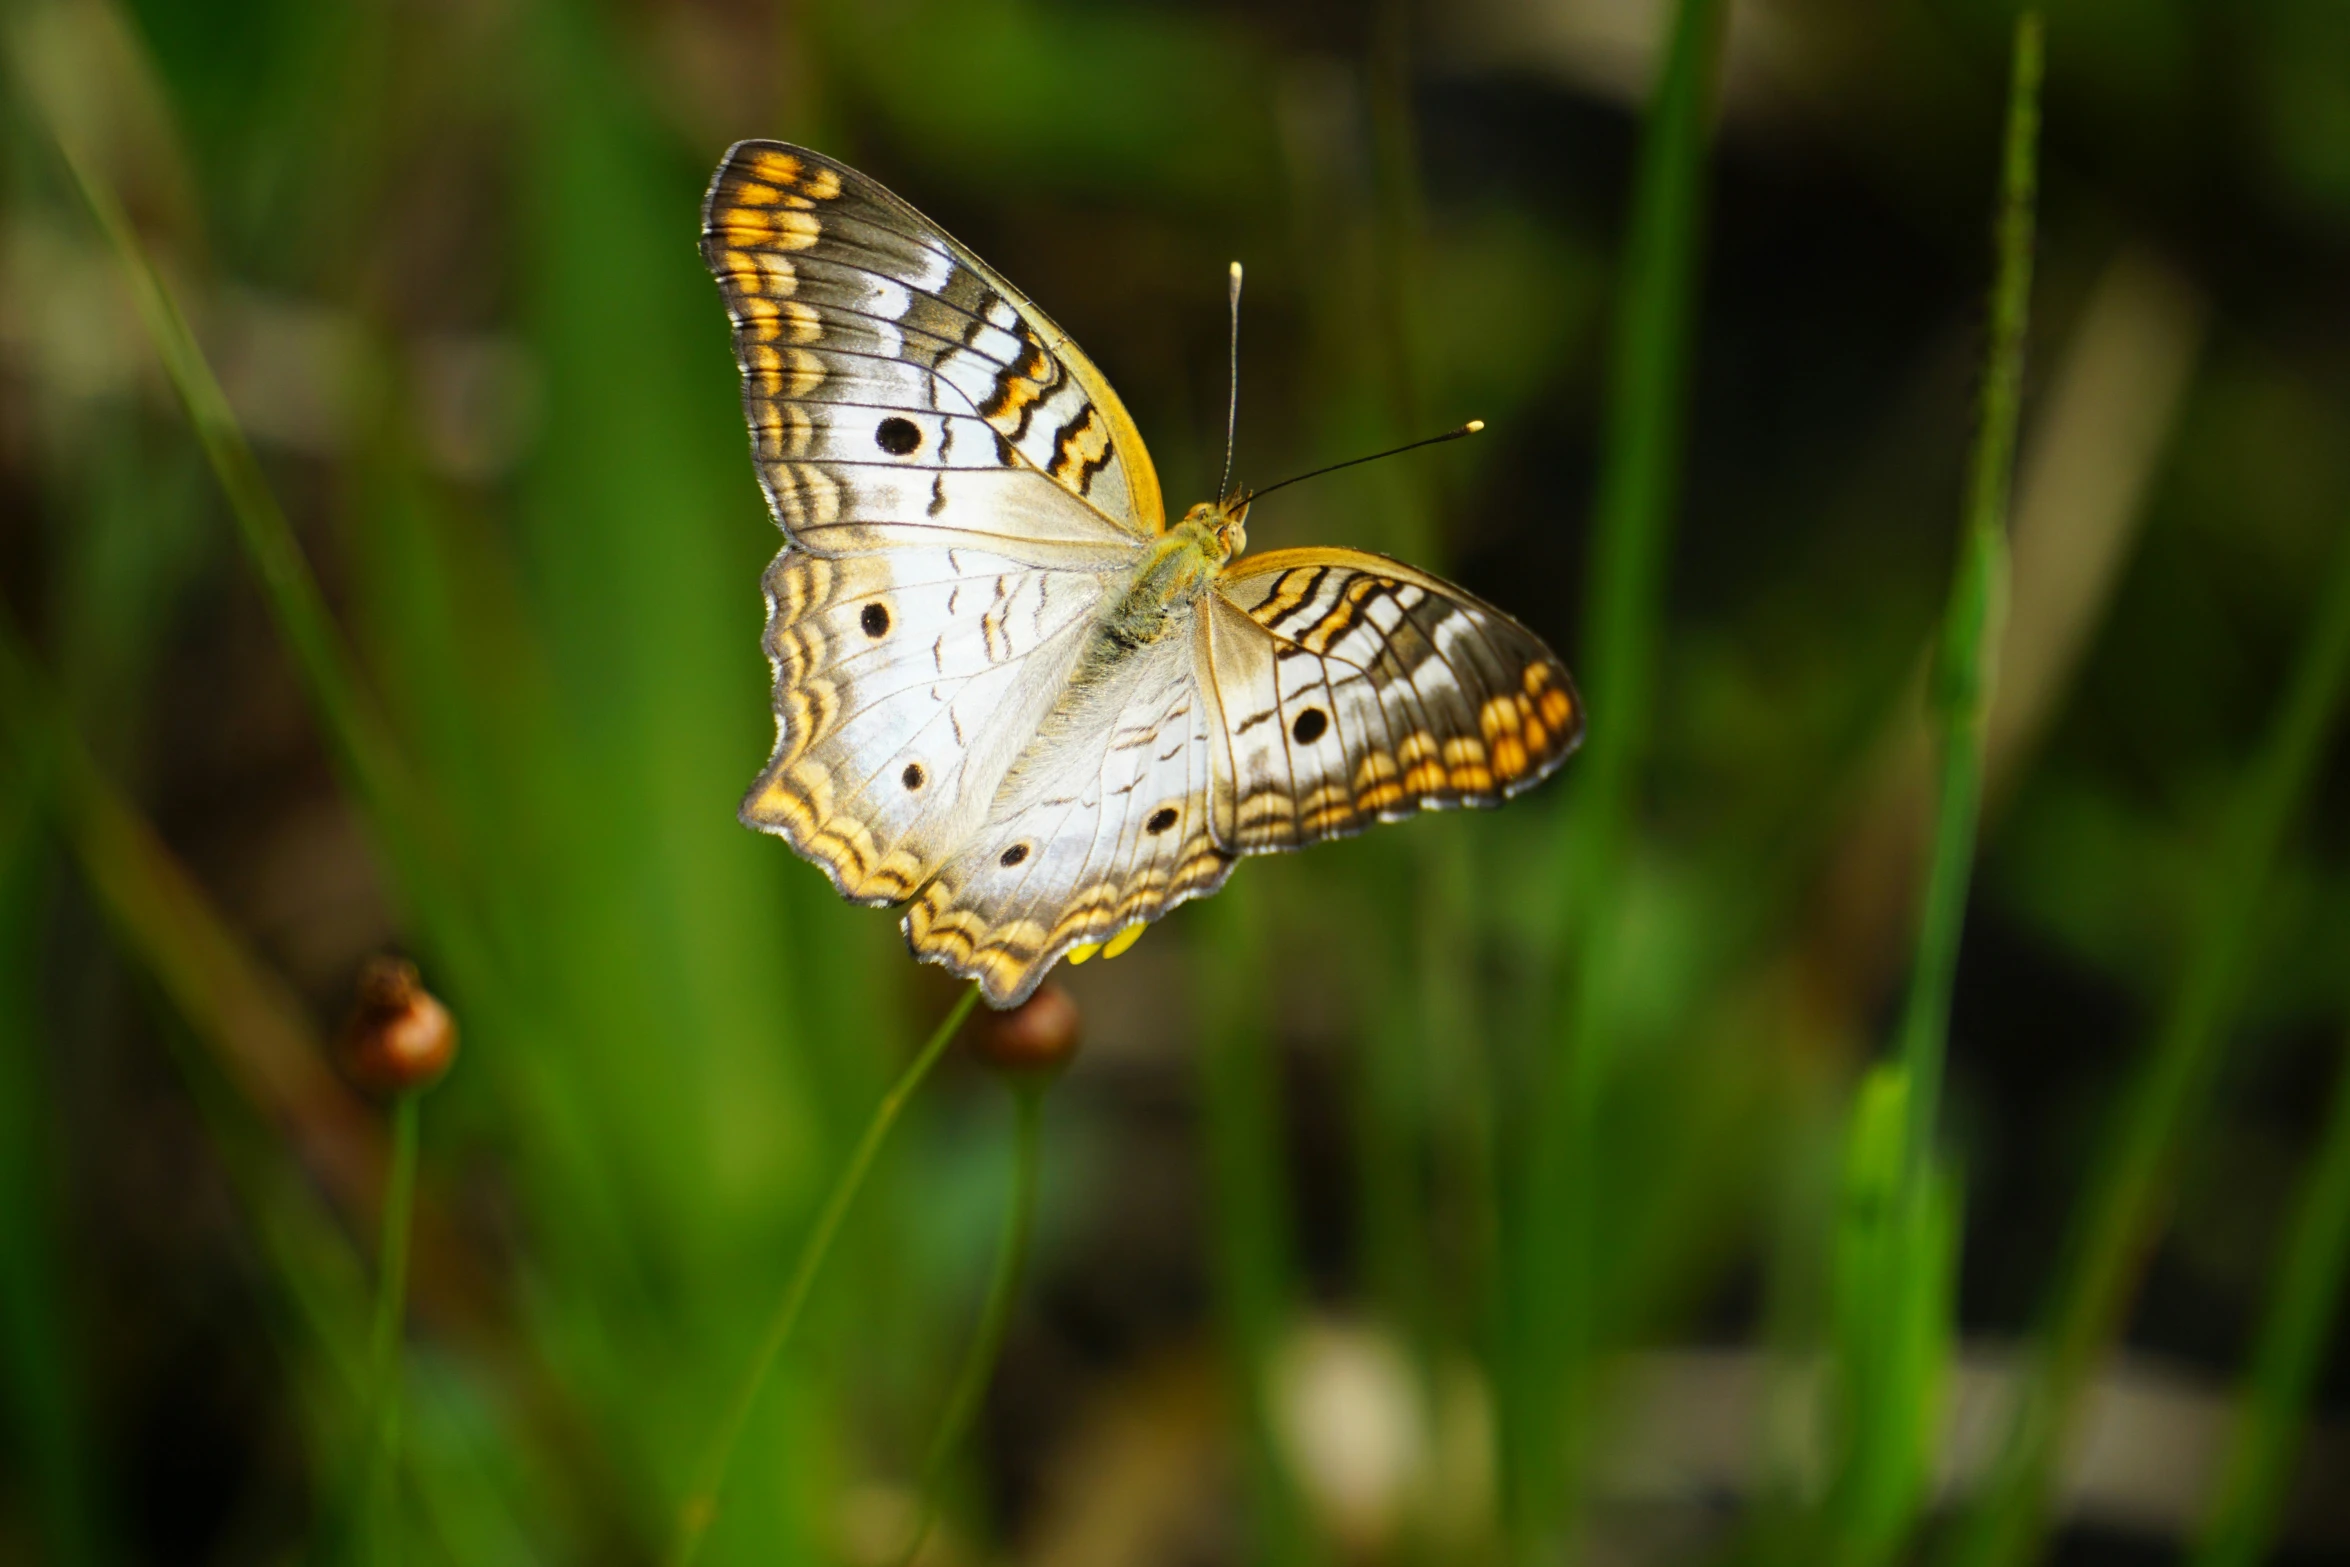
775 210 821 248
1102 922 1146 960
1067 941 1102 965
783 348 824 397
749 150 803 184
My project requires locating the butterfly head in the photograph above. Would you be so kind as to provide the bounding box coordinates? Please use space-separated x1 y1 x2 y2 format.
1180 496 1249 563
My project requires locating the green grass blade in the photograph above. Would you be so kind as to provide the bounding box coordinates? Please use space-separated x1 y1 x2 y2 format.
1511 0 1728 1545
0 769 103 1566
1565 0 1726 864
0 620 388 1209
1199 882 1321 1567
1954 502 2350 1567
667 986 979 1567
1822 18 2040 1562
1896 7 2040 1187
2189 1024 2350 1567
360 1092 423 1565
894 1082 1048 1566
1823 1064 1962 1565
32 126 439 900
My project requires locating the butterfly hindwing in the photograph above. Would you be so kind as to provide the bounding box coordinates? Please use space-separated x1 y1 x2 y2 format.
1205 548 1583 851
702 141 1165 559
743 546 1115 904
905 632 1233 1005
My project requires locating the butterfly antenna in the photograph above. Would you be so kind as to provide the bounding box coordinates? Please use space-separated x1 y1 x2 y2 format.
1219 261 1243 505
1245 420 1485 505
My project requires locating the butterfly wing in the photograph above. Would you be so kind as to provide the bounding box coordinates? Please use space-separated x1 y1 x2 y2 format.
703 140 1165 560
1205 547 1583 850
744 545 1117 904
705 140 1172 903
903 629 1234 1005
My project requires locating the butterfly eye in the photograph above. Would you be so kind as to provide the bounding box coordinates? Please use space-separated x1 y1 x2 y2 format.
998 843 1030 867
901 763 925 791
860 603 891 638
1291 708 1328 745
874 417 922 455
1146 807 1178 835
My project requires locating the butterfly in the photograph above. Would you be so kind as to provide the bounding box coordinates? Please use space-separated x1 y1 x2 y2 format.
702 141 1583 1006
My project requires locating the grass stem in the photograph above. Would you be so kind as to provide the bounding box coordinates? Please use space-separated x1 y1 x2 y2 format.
892 1082 1045 1567
360 1092 423 1565
1896 7 2040 1190
2188 1022 2350 1567
1513 0 1726 1546
1199 884 1319 1566
667 985 980 1567
47 137 423 868
0 766 101 1565
1824 20 2039 1561
1954 514 2350 1567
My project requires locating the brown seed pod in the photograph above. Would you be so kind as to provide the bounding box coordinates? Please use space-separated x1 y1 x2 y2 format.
339 955 457 1096
963 982 1081 1080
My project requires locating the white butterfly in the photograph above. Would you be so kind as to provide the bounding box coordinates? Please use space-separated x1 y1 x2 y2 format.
703 141 1583 1006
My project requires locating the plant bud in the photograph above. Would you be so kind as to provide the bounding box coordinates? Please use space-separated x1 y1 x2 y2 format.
964 982 1081 1080
340 955 457 1095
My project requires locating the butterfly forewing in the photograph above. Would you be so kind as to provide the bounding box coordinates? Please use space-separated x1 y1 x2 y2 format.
1205 548 1583 851
702 141 1165 550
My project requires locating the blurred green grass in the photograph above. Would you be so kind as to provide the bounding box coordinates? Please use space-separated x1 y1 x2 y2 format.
4 2 2350 1565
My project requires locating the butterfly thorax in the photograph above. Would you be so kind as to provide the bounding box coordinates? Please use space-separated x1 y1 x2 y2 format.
1092 512 1234 660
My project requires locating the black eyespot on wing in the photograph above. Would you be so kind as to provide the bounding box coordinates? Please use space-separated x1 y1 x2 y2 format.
998 843 1029 867
902 763 925 791
1291 708 1328 745
1146 806 1178 835
861 602 891 638
875 417 921 455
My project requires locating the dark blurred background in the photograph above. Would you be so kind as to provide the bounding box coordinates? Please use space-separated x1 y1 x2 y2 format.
3 1 2349 1564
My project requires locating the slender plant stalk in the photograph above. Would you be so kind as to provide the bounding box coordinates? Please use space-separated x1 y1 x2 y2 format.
1956 515 2350 1567
1198 884 1319 1567
0 773 101 1566
1513 0 1727 1547
360 1093 423 1564
41 115 502 1022
47 140 420 856
667 985 980 1567
1824 1066 1961 1567
1824 20 2040 1563
1897 8 2040 1189
2191 1025 2350 1567
892 1083 1046 1567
